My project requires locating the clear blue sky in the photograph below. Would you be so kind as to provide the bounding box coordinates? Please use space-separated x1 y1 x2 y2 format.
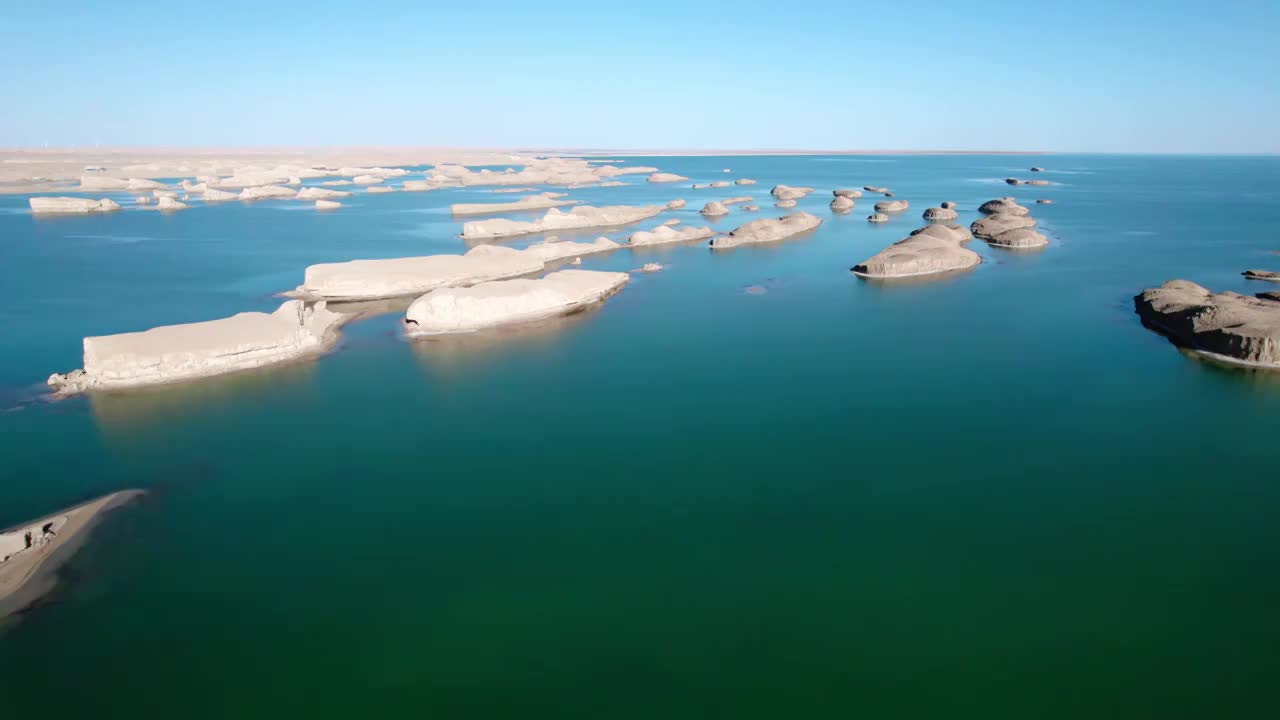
3 0 1277 152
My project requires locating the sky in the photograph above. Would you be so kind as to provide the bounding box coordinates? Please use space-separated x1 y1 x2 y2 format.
2 0 1278 153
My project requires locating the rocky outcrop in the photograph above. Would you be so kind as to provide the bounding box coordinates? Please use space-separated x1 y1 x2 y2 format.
401 180 438 192
1135 280 1280 368
834 189 863 199
1243 270 1280 282
709 212 822 249
978 197 1030 216
202 187 238 202
404 270 630 334
700 201 729 217
648 172 689 183
352 175 384 185
78 175 131 190
315 200 342 210
1005 178 1024 186
449 192 577 216
922 206 957 221
47 301 346 393
367 186 395 194
522 237 621 263
831 195 855 212
1260 291 1280 302
874 199 909 213
710 181 730 188
320 180 354 187
983 227 1048 249
29 197 122 214
155 197 188 211
863 185 889 194
628 224 716 246
298 245 544 301
297 187 353 200
971 213 1037 239
851 223 980 279
736 179 757 185
771 185 814 201
461 204 663 239
239 185 297 201
941 201 956 209
867 213 889 223
776 199 797 209
667 199 686 209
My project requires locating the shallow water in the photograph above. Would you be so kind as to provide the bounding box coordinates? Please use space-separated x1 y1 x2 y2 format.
2 155 1279 716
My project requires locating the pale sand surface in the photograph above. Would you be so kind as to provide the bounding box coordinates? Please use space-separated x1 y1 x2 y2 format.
0 491 145 621
0 147 1046 194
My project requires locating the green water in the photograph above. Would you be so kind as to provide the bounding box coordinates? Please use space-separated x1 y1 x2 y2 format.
2 155 1279 716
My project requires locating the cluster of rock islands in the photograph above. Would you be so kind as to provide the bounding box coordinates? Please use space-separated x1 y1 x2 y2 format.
30 157 1280 395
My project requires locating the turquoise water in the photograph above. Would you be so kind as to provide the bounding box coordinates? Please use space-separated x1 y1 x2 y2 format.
2 155 1279 716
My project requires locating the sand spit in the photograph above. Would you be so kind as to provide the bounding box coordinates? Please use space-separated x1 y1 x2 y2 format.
461 205 663 240
404 270 629 335
852 223 980 279
296 187 352 200
627 224 716 246
29 197 122 214
1135 280 1280 369
710 212 822 249
47 300 346 394
1 490 146 621
449 192 577 217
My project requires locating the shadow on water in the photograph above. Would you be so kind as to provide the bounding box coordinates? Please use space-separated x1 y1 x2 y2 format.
408 309 602 379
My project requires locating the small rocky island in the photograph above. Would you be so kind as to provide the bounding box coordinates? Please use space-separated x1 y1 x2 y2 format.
1135 280 1280 368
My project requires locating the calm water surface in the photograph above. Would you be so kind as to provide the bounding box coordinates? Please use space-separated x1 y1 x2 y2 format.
1 155 1278 717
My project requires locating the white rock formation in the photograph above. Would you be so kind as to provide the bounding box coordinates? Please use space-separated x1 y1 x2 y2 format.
239 185 298 201
352 174 385 185
867 213 889 223
135 196 154 205
460 205 663 240
647 172 689 183
78 175 130 190
834 189 863 199
29 197 122 214
367 186 395 194
627 224 716 246
298 245 546 301
404 270 629 335
202 188 238 202
736 179 757 185
776 199 797 209
449 193 577 216
152 189 177 199
978 197 1030 216
319 180 354 187
297 187 353 200
831 196 855 212
851 224 979 279
46 300 345 394
700 201 729 217
522 236 620 263
401 180 437 192
771 185 814 200
874 199 910 213
922 206 958 221
667 199 686 209
156 196 188 211
340 166 408 178
864 186 889 194
315 200 342 210
127 178 166 190
709 212 823 249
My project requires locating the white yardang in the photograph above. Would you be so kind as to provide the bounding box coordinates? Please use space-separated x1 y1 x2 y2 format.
851 223 980 279
29 197 122 214
367 186 395 194
352 175 385 185
296 187 353 200
298 245 545 301
700 201 729 216
709 212 823 249
666 199 686 209
771 185 814 201
647 172 689 183
46 300 345 394
155 196 188 211
460 204 663 240
404 270 630 335
450 192 577 217
874 199 910 213
831 195 855 212
239 185 298 201
522 236 621 263
627 224 716 246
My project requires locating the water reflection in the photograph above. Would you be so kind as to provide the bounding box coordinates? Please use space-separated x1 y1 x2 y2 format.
409 310 598 380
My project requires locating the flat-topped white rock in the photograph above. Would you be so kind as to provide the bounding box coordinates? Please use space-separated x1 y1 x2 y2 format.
1026 179 1050 186
700 201 729 216
834 189 863 199
449 192 577 216
852 223 980 279
971 213 1037 240
367 186 395 194
297 187 353 200
315 200 342 210
627 224 716 246
923 206 958 221
461 204 663 239
135 196 154 205
776 199 797 209
978 197 1030 216
1135 280 1280 368
666 199 686 209
298 245 546 301
831 195 855 212
213 173 291 189
648 172 689 183
522 236 621 263
401 180 438 192
736 178 757 185
1243 270 1280 282
352 174 384 185
771 185 814 200
201 187 238 202
320 180 354 187
152 189 177 199
155 196 188 211
340 166 408 178
864 185 889 194
710 211 822 249
983 227 1047 248
47 300 345 394
239 185 297 201
874 199 910 213
29 197 122 214
404 269 630 335
867 213 889 223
